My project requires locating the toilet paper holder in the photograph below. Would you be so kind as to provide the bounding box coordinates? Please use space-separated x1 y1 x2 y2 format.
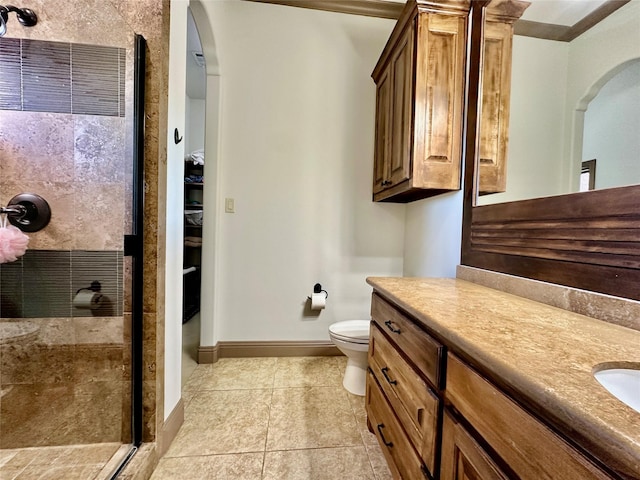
308 283 328 300
73 280 105 311
76 280 102 294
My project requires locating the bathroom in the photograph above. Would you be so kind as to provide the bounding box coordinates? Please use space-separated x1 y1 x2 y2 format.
1 0 639 479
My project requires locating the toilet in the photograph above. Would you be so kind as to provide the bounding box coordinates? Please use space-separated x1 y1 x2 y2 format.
328 320 371 396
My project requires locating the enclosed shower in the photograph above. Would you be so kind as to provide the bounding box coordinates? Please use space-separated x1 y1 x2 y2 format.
0 2 144 478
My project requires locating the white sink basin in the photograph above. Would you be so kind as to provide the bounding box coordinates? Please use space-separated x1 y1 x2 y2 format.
593 367 640 413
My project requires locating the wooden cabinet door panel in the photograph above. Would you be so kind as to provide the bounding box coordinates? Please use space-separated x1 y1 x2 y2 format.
413 13 466 190
446 354 613 480
374 67 392 194
389 21 415 188
441 412 511 480
478 21 513 194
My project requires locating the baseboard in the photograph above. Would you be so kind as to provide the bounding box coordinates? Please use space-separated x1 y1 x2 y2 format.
197 341 341 364
198 344 220 364
158 398 184 457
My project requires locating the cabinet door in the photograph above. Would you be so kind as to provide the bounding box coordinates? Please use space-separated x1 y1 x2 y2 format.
388 20 415 188
478 21 513 194
373 66 392 195
412 13 466 190
441 412 511 480
446 354 613 480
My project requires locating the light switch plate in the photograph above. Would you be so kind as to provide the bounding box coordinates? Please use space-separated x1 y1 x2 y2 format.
225 198 235 213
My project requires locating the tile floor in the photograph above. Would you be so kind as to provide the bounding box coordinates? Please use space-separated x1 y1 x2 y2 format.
151 356 392 480
0 442 128 479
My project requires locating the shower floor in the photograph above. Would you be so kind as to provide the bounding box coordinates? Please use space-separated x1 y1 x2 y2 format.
0 442 130 479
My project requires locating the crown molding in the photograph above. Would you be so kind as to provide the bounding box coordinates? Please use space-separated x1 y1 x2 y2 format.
243 0 403 19
514 0 630 42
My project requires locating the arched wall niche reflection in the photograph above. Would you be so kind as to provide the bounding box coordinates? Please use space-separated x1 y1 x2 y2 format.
572 58 640 192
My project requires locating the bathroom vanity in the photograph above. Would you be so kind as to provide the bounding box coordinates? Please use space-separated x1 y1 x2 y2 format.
365 277 640 480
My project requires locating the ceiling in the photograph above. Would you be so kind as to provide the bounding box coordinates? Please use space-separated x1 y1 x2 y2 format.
184 0 620 99
520 0 609 25
186 8 206 100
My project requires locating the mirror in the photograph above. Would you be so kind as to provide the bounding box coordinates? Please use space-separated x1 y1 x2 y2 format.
462 0 640 302
478 0 640 205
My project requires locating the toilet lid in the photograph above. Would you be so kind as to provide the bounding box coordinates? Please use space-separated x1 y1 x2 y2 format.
329 320 370 344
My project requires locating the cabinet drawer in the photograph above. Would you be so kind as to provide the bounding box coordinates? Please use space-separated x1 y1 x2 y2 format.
371 293 444 389
366 370 428 480
446 354 613 480
369 323 439 475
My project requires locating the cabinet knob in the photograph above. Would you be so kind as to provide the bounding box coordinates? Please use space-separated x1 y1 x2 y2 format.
381 180 392 186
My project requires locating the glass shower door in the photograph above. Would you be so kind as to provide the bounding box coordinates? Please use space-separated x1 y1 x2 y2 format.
0 2 142 477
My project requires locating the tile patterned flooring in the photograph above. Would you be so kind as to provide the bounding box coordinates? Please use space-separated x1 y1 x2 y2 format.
150 356 393 480
0 443 126 479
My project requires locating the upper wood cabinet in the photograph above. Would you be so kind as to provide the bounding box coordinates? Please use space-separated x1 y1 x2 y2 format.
372 0 470 203
478 0 530 195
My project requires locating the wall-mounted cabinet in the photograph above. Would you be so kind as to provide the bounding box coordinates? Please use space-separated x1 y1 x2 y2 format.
372 0 470 203
477 2 526 195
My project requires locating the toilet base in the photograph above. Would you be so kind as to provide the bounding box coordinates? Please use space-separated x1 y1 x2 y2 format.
343 358 367 396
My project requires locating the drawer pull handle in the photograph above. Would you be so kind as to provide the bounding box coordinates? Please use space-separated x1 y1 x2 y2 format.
377 424 393 447
384 320 401 334
381 367 397 385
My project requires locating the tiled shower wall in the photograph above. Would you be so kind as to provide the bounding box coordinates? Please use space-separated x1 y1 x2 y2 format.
0 27 133 448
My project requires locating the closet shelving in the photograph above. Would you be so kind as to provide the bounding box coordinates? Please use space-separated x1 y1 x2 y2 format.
183 158 203 322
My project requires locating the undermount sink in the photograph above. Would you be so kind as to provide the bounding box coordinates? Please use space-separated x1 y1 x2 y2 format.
593 366 640 414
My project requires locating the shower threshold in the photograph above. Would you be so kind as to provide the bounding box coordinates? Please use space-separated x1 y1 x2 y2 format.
0 442 134 479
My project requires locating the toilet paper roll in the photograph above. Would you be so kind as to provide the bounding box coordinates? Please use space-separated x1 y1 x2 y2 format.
73 290 105 310
310 292 326 310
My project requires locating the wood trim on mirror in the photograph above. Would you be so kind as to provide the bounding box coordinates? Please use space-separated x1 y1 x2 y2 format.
463 185 640 301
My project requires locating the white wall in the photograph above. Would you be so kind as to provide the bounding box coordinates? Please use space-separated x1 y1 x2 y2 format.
403 192 463 278
200 1 404 343
565 0 640 191
164 0 188 419
478 36 569 205
583 60 640 189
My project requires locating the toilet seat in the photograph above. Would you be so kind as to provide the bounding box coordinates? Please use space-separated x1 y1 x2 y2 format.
329 320 370 344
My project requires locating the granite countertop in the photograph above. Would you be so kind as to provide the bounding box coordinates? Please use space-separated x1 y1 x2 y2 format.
366 277 640 480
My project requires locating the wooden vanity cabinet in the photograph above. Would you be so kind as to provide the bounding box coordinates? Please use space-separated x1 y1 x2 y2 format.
372 0 469 203
442 354 614 480
366 293 445 479
366 291 616 480
440 412 510 480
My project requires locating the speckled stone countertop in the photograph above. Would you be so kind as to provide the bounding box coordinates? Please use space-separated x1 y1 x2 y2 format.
366 277 640 479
